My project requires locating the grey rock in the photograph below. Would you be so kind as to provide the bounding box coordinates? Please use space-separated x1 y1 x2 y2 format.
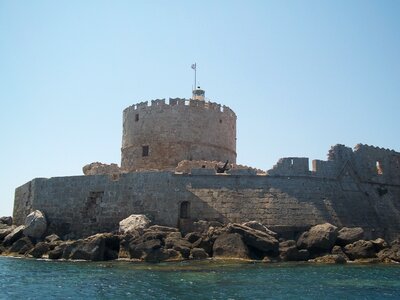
23 210 47 239
28 242 51 258
185 232 202 244
9 237 33 254
213 233 250 259
241 221 278 238
279 240 303 261
0 216 12 226
336 227 364 246
371 238 388 251
227 223 279 255
0 225 16 241
313 254 347 264
3 225 25 246
119 214 151 235
191 248 209 260
145 225 178 233
377 244 400 263
44 234 61 243
297 223 338 252
344 240 377 260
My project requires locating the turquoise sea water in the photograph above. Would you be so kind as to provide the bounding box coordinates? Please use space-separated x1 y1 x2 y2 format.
1 257 400 299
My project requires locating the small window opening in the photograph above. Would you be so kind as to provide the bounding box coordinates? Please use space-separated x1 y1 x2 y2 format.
202 165 206 168
219 119 222 123
290 159 294 166
180 201 190 219
376 161 383 175
135 114 139 122
142 145 149 157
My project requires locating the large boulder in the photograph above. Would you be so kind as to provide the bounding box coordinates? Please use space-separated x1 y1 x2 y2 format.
164 234 192 259
191 248 209 260
0 225 16 241
3 225 25 246
241 221 278 238
28 242 51 258
344 240 377 260
227 224 279 255
0 216 13 226
213 233 250 259
377 242 400 263
9 237 34 254
82 162 121 176
23 210 47 239
119 215 151 234
297 223 338 253
336 227 364 246
279 240 308 261
129 238 162 260
68 233 116 261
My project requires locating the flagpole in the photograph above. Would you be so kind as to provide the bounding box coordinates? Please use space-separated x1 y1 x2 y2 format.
194 63 196 91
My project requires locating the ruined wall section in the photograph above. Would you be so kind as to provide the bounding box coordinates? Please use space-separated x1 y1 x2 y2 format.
121 98 236 171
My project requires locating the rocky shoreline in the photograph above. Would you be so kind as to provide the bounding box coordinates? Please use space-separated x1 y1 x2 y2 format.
1 212 400 264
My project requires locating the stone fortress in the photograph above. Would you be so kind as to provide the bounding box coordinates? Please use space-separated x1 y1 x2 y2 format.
13 88 400 241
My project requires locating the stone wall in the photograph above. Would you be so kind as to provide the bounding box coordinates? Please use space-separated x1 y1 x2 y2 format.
13 144 400 241
121 98 237 171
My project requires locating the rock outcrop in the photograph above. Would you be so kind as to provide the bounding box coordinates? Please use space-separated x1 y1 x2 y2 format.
297 223 338 253
119 215 151 234
336 227 364 246
23 210 47 239
213 233 250 259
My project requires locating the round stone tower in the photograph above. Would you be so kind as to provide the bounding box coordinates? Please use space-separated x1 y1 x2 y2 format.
121 89 237 171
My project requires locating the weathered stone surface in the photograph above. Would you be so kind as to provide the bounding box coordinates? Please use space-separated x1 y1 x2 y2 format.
164 234 192 259
23 210 47 239
9 237 33 254
344 240 377 260
119 215 151 234
185 232 202 244
28 242 51 258
48 244 68 260
313 254 347 264
297 223 338 252
44 234 61 244
83 162 121 176
331 245 348 258
377 242 400 262
336 227 364 246
242 221 278 238
144 248 180 263
145 225 178 233
227 224 279 255
191 248 209 260
68 233 118 261
0 225 16 241
129 239 162 260
0 216 13 226
3 225 25 246
371 238 388 251
213 233 250 259
279 240 307 261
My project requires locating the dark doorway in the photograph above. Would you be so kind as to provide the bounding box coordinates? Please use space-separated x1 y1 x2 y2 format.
180 201 190 219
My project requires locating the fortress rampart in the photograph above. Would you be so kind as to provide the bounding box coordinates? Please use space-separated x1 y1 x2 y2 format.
13 144 400 240
121 98 237 171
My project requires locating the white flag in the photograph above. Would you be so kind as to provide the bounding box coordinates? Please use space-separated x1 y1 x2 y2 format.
191 63 196 70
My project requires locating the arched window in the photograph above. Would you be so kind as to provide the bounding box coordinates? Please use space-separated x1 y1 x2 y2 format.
180 201 190 219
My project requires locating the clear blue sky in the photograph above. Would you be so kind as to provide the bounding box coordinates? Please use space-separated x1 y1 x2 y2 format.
1 1 399 216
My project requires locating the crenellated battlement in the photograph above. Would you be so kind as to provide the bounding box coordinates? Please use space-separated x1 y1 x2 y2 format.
123 98 236 118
